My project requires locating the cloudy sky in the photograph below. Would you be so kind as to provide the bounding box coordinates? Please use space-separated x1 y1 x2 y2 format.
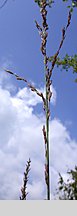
0 0 77 200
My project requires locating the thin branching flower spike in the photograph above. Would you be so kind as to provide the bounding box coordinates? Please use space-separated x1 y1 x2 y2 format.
20 159 31 200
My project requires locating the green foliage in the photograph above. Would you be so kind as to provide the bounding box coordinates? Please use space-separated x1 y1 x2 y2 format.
34 0 41 7
72 0 77 7
34 0 54 8
34 0 77 7
62 0 77 9
48 54 77 81
57 166 77 200
62 0 68 2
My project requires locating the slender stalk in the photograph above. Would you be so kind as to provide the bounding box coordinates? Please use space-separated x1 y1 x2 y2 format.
37 0 51 200
41 0 51 200
45 76 50 200
38 0 51 199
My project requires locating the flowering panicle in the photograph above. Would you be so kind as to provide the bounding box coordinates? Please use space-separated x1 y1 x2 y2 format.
20 158 31 200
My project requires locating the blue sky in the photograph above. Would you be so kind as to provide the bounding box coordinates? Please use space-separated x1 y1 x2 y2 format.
0 0 77 199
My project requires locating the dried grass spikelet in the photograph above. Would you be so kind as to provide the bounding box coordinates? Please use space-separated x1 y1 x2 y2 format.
20 158 31 200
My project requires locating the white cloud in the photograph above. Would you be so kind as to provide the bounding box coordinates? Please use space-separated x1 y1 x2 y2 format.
16 83 57 107
16 87 42 107
0 74 77 199
28 181 45 200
